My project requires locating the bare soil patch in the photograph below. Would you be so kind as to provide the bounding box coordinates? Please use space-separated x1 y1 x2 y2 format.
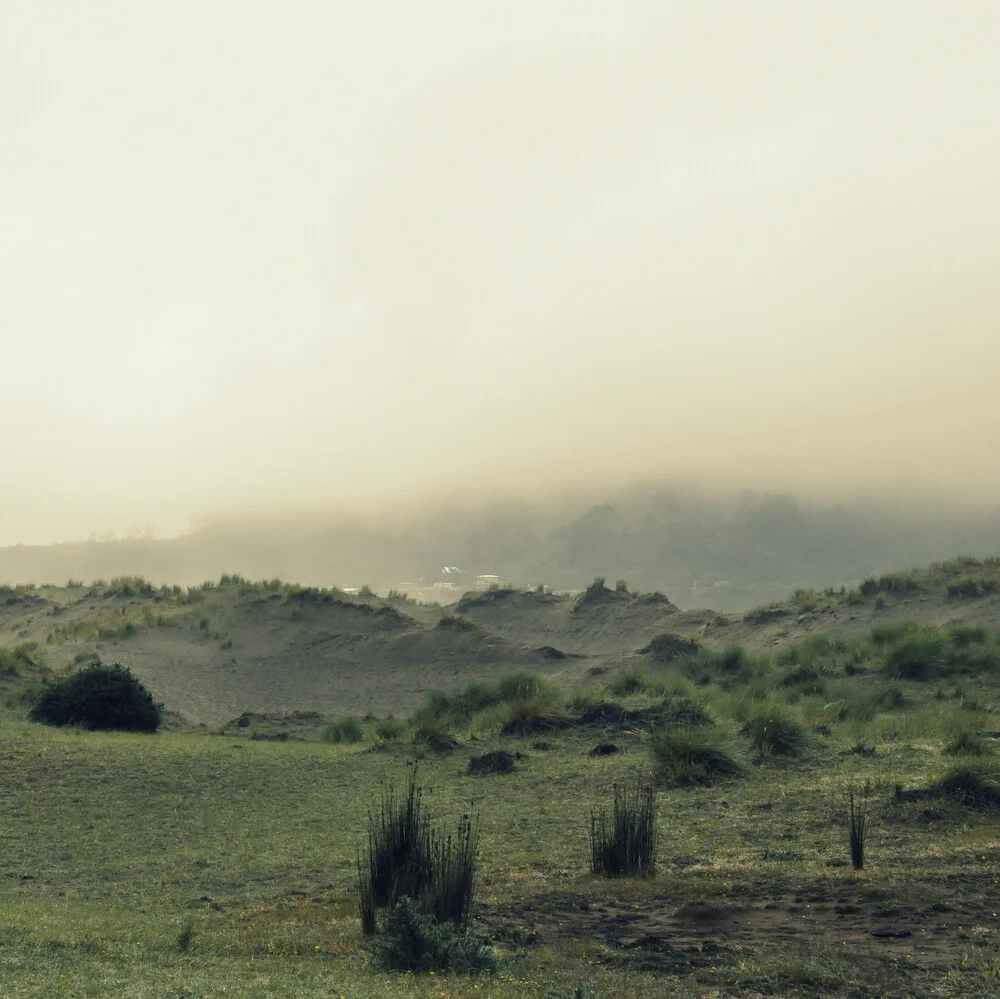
478 871 1000 979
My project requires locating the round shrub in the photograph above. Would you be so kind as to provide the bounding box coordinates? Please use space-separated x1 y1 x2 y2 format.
30 662 162 732
322 716 363 743
745 707 810 757
651 725 746 786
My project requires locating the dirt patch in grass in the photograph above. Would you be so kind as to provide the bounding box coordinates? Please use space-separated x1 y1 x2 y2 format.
221 710 326 740
478 872 1000 985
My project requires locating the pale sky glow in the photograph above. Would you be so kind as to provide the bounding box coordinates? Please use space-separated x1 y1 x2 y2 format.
2 2 999 544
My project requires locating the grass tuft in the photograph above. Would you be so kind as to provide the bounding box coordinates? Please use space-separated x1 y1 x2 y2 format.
848 781 870 870
590 780 657 876
322 716 363 743
746 706 810 757
650 725 746 786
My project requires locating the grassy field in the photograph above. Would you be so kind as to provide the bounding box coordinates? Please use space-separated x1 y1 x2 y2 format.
4 567 1000 996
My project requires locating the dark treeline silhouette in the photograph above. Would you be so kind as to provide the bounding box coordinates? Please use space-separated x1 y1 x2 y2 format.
2 486 998 611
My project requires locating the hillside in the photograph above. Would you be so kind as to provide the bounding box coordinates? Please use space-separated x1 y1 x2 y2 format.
2 556 999 727
3 487 1000 612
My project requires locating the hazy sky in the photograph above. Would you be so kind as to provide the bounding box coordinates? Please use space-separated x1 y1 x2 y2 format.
2 1 999 545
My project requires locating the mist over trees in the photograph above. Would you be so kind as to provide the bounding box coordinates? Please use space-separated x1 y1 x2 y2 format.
2 487 998 611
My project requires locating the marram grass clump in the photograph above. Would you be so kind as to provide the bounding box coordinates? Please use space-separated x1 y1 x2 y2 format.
650 725 746 786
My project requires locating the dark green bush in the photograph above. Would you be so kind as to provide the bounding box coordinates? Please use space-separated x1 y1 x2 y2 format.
373 896 495 973
30 663 161 732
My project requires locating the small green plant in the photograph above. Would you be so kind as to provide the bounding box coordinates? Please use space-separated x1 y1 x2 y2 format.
608 667 647 697
944 729 991 756
934 766 1000 809
323 716 363 744
576 576 609 606
873 684 907 711
436 613 476 631
97 621 138 640
884 630 946 680
746 706 810 757
375 716 406 742
29 663 162 732
456 682 503 714
372 896 495 973
848 782 870 870
0 642 38 676
499 698 565 736
651 726 746 786
176 918 196 953
496 671 552 703
590 780 657 876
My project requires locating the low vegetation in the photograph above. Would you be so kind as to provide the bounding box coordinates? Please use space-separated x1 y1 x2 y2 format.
650 724 747 786
3 562 1000 996
29 661 162 732
357 765 484 971
590 781 657 876
848 782 871 870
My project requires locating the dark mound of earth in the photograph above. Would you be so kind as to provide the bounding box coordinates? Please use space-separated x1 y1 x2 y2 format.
639 633 700 662
536 645 576 659
414 730 461 752
467 750 519 775
500 713 572 736
579 697 711 730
